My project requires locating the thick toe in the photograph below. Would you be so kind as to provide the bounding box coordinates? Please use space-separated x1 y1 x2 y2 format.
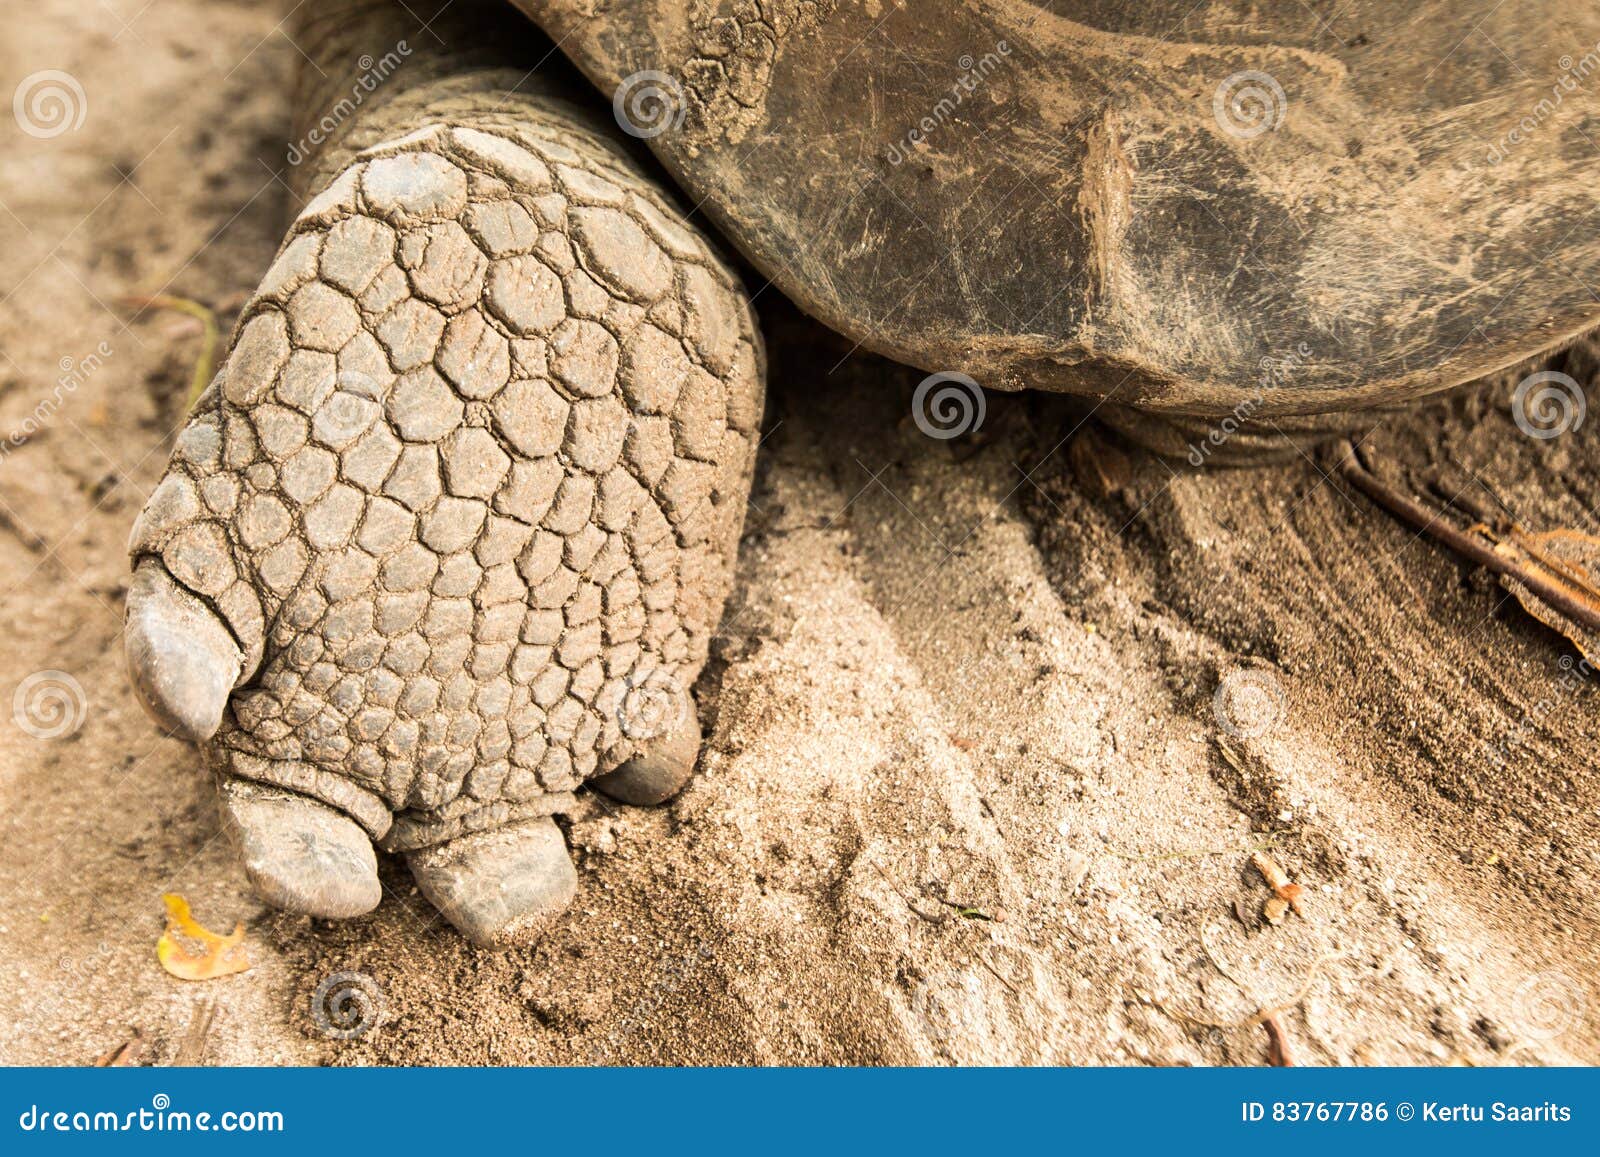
591 689 701 806
218 779 382 919
124 560 242 743
406 818 577 949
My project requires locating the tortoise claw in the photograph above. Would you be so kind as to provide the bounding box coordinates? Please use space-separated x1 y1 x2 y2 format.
590 690 701 806
406 818 576 949
218 778 382 919
124 559 241 743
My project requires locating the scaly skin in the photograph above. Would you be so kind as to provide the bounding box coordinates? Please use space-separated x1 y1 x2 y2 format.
124 13 765 946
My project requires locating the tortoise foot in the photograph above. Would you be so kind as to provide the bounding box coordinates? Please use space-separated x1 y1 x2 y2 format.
123 31 762 944
217 778 382 919
590 686 700 805
406 818 577 948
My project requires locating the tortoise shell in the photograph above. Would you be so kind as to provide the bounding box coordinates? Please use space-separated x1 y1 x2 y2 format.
514 0 1600 417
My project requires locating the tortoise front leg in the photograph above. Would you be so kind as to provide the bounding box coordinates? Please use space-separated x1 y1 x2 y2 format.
124 0 764 946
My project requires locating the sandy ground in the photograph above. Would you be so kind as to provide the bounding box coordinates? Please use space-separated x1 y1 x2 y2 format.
1 1 1596 1066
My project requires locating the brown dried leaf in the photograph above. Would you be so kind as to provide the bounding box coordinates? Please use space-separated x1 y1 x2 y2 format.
93 1032 144 1067
1263 1012 1296 1066
1251 852 1307 918
1498 528 1600 664
1251 851 1291 892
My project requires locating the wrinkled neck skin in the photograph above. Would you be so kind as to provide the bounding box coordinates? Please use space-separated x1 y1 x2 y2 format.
287 0 590 198
1096 404 1376 467
1099 326 1600 467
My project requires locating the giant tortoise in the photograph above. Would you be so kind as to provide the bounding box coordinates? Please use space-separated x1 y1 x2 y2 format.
122 0 1600 945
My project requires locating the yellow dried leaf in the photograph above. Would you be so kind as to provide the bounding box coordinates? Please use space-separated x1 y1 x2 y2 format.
156 894 250 981
1263 896 1290 926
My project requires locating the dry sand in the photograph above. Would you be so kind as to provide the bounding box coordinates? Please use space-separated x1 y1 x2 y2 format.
0 0 1595 1066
